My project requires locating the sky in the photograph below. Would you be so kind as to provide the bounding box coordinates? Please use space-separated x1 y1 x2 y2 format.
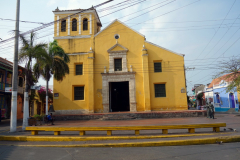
0 0 240 95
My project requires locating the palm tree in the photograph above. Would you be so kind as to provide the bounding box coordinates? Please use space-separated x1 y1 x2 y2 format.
34 40 70 115
18 32 48 130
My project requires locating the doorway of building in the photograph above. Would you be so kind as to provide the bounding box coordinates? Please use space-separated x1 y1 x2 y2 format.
229 93 235 108
109 81 130 112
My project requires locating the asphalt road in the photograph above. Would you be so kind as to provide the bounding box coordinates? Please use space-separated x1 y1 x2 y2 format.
0 142 240 160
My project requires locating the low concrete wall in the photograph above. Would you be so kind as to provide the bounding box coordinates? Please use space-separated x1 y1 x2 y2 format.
53 110 206 121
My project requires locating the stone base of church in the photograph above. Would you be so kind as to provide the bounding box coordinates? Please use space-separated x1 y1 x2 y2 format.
52 110 206 121
53 109 89 115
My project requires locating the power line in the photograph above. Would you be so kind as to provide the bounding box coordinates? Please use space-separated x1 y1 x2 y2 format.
0 0 115 45
187 0 237 67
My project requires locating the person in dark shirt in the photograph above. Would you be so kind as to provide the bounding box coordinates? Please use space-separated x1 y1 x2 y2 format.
47 113 54 125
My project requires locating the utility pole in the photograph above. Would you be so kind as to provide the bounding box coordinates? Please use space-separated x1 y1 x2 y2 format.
10 0 20 132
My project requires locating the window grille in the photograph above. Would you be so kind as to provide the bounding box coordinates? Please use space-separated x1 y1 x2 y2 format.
61 20 66 32
83 19 88 30
76 64 82 75
72 19 77 31
74 87 84 100
155 84 166 97
154 62 162 72
114 59 122 71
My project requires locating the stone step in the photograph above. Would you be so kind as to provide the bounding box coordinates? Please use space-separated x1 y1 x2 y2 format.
98 114 136 120
53 110 207 121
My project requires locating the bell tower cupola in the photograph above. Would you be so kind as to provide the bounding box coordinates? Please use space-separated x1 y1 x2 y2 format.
53 7 102 38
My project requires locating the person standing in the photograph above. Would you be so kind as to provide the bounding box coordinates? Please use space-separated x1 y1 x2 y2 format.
47 113 54 125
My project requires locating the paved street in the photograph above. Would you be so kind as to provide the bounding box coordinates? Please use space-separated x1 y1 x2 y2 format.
0 142 239 160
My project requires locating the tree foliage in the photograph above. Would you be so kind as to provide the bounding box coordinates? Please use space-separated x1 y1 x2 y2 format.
215 58 240 93
18 32 48 90
33 40 70 82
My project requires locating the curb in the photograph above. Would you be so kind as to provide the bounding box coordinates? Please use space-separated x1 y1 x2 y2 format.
0 132 231 142
0 135 240 147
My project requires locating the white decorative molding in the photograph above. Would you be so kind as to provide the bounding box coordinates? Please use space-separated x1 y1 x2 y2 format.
68 16 70 35
89 14 92 34
107 43 128 73
145 41 184 57
95 19 144 37
53 10 101 23
57 16 59 36
53 35 91 40
68 52 88 55
79 14 81 35
101 72 137 113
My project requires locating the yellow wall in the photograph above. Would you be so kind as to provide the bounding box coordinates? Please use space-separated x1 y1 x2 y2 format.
53 11 188 113
146 42 187 110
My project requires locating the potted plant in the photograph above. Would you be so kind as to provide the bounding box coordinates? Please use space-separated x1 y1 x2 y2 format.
33 114 45 125
28 116 37 126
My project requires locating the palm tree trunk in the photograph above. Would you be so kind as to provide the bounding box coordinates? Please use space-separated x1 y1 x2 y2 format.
22 75 29 131
46 79 49 115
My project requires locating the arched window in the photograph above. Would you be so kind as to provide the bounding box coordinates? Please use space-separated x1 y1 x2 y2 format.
61 20 66 32
72 18 77 31
83 18 88 31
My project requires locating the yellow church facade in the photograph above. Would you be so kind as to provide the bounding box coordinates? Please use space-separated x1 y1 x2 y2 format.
52 8 187 114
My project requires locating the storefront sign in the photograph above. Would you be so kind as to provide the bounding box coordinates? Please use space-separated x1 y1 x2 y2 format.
54 93 59 99
5 87 12 92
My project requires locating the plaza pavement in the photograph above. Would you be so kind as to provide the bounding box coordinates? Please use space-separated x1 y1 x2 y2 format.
0 113 240 147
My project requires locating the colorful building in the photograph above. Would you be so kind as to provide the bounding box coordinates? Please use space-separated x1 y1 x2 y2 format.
52 8 188 114
0 57 25 120
206 74 239 112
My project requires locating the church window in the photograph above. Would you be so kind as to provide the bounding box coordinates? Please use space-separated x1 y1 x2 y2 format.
114 59 122 71
72 18 77 31
83 18 88 30
76 64 83 75
74 86 84 100
155 84 166 97
61 20 66 32
154 62 162 72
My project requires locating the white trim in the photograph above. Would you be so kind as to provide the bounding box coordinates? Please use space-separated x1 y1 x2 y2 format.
79 15 81 35
68 53 88 55
89 14 92 34
53 10 101 23
53 35 91 40
68 16 70 35
95 19 144 37
145 41 184 57
57 16 59 36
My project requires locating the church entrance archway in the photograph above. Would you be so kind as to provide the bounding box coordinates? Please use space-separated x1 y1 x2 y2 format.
109 81 130 112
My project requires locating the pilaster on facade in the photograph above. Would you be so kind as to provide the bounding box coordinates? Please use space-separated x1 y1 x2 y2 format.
79 15 81 35
87 48 95 113
142 46 151 111
89 14 92 34
68 16 70 36
57 16 59 36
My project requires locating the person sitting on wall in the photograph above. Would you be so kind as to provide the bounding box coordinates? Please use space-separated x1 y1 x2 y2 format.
47 113 54 125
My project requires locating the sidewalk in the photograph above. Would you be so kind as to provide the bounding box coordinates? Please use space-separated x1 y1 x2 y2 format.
0 114 240 147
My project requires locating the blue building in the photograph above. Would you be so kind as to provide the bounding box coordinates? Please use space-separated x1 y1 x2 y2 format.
206 77 239 112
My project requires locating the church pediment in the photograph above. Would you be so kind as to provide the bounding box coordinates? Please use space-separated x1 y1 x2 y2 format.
107 43 128 53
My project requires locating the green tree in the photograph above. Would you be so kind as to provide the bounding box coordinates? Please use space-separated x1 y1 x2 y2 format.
215 58 240 93
34 40 70 115
18 32 48 130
